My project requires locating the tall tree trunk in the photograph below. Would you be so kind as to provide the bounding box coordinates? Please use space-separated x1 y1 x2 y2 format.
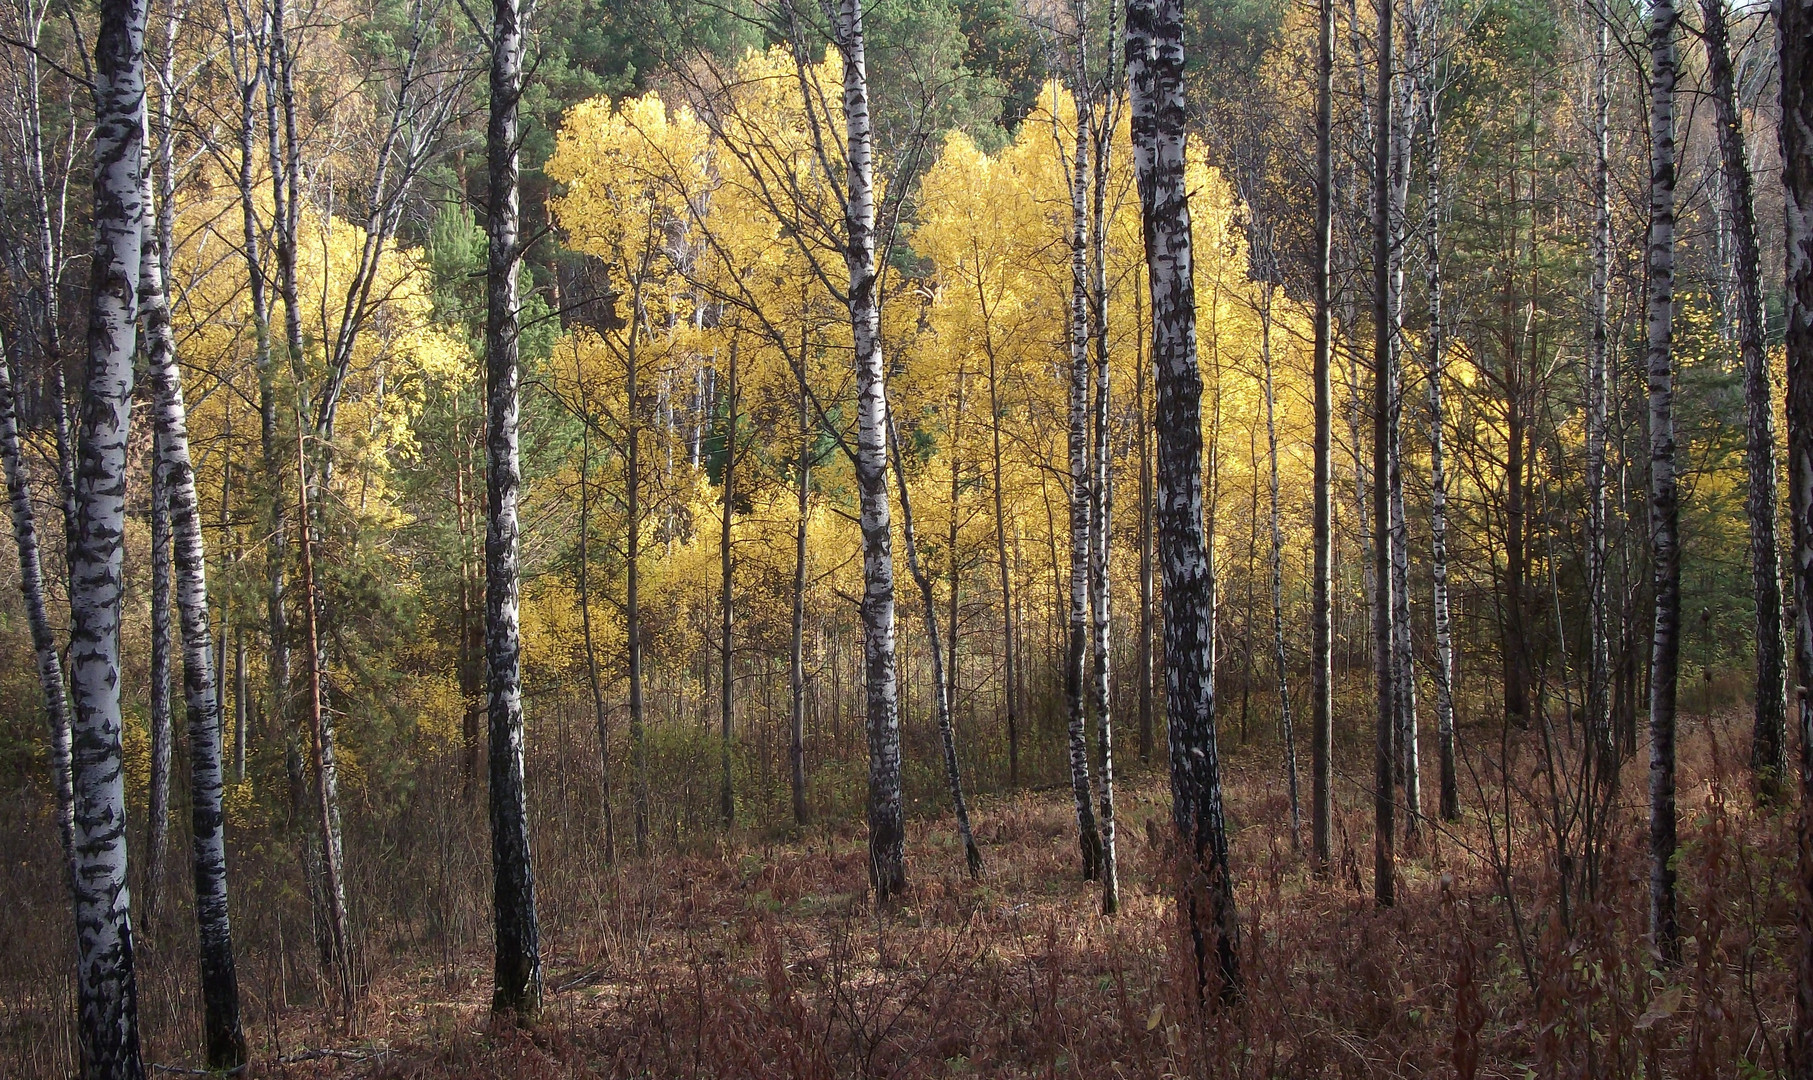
1778 0 1813 1062
888 418 983 877
1386 66 1418 831
720 339 737 828
70 0 150 1065
1090 105 1120 911
266 0 314 927
145 423 172 927
987 332 1021 785
578 423 615 863
1584 1 1612 779
0 343 76 888
1311 0 1335 874
1127 0 1240 997
1137 284 1156 767
485 0 541 1015
1261 279 1301 851
833 0 905 901
1411 0 1458 822
1700 0 1788 798
626 297 649 861
141 90 248 1063
1065 103 1105 882
1645 0 1681 966
791 346 811 827
1371 0 1398 907
295 431 352 1009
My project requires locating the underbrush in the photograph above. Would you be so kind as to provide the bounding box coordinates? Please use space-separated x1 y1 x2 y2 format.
0 709 1796 1078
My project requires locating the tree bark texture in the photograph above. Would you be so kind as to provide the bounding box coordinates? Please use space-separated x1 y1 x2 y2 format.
70 0 150 1066
836 0 905 901
1700 0 1787 796
1127 0 1240 997
1645 0 1681 966
141 115 247 1065
1775 0 1813 1066
486 0 542 1016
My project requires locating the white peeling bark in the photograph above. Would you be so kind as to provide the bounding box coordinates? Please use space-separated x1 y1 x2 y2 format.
1127 0 1239 996
834 0 904 901
70 0 150 1068
140 144 248 1063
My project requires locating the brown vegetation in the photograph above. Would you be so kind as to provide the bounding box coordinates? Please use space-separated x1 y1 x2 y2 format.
2 705 1791 1078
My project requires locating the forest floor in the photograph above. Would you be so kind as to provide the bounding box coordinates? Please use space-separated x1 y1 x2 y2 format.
243 709 1794 1078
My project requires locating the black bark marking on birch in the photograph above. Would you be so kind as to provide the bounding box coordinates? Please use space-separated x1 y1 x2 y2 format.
72 0 150 1068
1127 0 1239 999
1311 0 1335 872
486 0 542 1017
142 85 248 1060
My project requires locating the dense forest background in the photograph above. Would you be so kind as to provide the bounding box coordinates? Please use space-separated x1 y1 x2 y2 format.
0 0 1807 1073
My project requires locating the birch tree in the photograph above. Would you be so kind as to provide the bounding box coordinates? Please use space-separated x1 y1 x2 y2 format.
140 58 248 1061
1126 0 1239 996
1775 0 1813 1063
830 0 905 901
1370 0 1398 906
0 339 75 883
1699 0 1787 799
69 0 150 1067
1644 0 1681 964
1311 0 1335 872
486 0 542 1016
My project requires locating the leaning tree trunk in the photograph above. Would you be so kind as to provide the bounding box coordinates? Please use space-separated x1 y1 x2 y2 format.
140 113 248 1067
1065 103 1104 883
836 0 905 901
1370 0 1398 908
1775 0 1813 1066
0 344 76 886
1127 0 1240 998
1645 0 1681 967
888 417 983 877
1311 0 1335 872
1260 279 1302 850
1701 0 1788 798
70 0 150 1067
486 0 542 1017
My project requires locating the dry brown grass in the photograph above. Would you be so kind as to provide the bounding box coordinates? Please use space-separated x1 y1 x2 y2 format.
0 707 1796 1078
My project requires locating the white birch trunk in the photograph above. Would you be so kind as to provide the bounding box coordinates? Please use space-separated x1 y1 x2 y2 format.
835 0 905 900
1065 100 1104 883
70 0 150 1067
486 0 541 1015
1127 0 1239 996
0 343 76 886
140 90 248 1058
